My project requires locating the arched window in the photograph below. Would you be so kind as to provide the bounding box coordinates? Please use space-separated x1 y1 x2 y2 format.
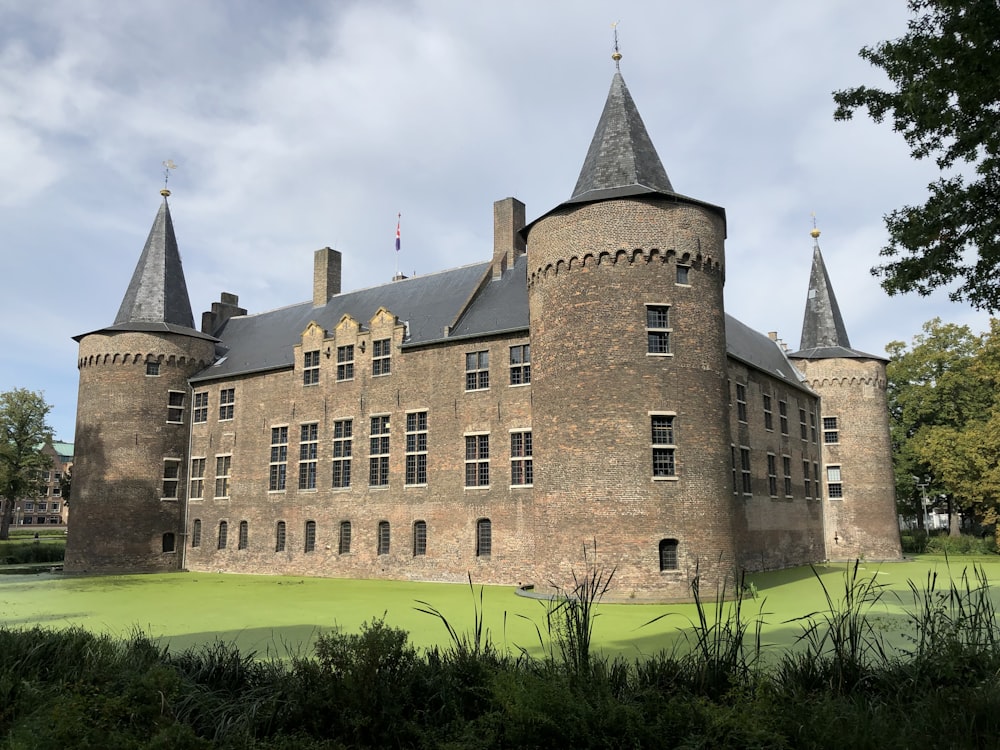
476 518 491 557
162 532 175 553
218 521 228 550
339 521 352 554
305 520 317 553
659 538 679 571
275 521 286 552
191 519 202 548
377 521 390 555
238 521 249 550
413 520 427 556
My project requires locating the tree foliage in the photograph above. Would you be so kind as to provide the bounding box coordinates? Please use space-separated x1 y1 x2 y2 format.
0 388 53 540
833 0 1000 311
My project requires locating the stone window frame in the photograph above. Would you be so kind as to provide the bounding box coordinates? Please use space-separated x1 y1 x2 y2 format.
464 432 490 488
303 350 320 386
298 422 319 491
191 519 202 548
304 520 317 553
782 455 793 498
339 521 352 554
413 520 427 556
189 457 205 499
509 344 531 385
218 520 228 550
827 465 844 498
219 387 235 421
465 350 490 391
650 412 678 480
476 518 492 557
193 391 209 423
799 408 809 441
823 416 840 444
146 361 160 377
269 425 288 492
405 410 428 487
510 429 533 487
275 521 286 552
659 538 680 571
214 454 232 499
779 400 789 435
372 338 391 376
336 344 355 382
167 390 185 424
676 264 691 286
238 520 249 550
762 394 773 431
332 419 353 489
161 458 182 499
369 414 390 487
736 383 748 424
645 304 672 356
767 453 778 497
377 520 391 555
810 411 818 443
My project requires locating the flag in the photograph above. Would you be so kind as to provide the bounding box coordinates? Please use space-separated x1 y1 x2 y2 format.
395 214 401 252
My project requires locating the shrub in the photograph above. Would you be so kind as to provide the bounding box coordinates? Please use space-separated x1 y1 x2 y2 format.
925 532 997 556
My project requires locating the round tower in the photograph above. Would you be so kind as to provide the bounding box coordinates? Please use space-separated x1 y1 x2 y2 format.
65 191 216 573
525 70 736 600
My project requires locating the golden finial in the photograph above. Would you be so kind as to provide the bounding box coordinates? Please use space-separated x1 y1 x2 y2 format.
611 21 622 69
161 159 177 197
810 212 821 240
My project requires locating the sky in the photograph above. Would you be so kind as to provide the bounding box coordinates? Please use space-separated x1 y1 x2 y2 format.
0 0 993 443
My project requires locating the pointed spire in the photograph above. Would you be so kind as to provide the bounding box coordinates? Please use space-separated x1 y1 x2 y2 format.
113 194 196 330
568 71 675 203
794 227 862 358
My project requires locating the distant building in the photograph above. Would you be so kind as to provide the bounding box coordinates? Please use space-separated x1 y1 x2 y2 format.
14 440 71 527
65 64 901 599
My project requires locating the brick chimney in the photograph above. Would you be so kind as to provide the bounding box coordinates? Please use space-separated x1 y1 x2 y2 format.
314 247 342 307
201 292 247 335
492 198 526 280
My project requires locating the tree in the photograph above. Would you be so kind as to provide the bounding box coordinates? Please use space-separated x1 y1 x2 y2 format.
833 0 1000 312
0 389 53 540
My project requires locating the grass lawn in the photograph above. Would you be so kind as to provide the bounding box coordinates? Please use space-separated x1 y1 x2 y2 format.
0 555 995 659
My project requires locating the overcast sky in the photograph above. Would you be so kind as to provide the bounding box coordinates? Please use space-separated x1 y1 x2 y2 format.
1 0 993 442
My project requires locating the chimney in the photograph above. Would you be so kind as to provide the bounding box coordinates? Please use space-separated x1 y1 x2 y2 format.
492 197 526 280
314 247 342 307
201 292 247 335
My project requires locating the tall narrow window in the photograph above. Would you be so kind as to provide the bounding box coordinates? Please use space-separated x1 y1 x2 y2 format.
476 519 492 557
740 447 752 495
803 459 812 498
269 426 288 491
465 351 489 390
238 520 249 550
827 466 843 498
510 430 533 486
303 350 320 385
377 521 390 555
779 400 789 435
218 520 228 550
219 388 235 421
651 415 677 478
339 521 352 554
823 416 840 444
731 445 738 494
413 520 427 556
336 345 354 381
372 338 391 375
332 419 353 488
193 392 209 423
167 391 184 423
405 411 428 485
299 423 318 490
810 411 818 442
799 409 808 440
191 519 202 548
659 538 679 571
762 394 773 431
767 453 778 497
275 521 286 552
736 384 748 423
304 520 316 552
215 455 231 498
369 415 390 487
465 434 490 487
782 455 793 497
509 345 531 385
645 305 671 354
189 458 205 499
162 459 181 499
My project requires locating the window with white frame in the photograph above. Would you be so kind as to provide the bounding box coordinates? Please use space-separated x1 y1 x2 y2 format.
336 345 354 381
332 419 352 488
823 416 840 444
405 411 428 486
827 465 843 498
162 459 181 499
369 415 390 486
646 304 671 354
189 458 205 499
269 426 288 491
167 391 184 423
510 430 533 486
509 344 531 385
298 423 318 490
651 414 676 478
465 434 490 487
465 351 489 390
193 392 209 423
372 338 391 376
215 455 232 498
303 350 320 385
219 388 235 421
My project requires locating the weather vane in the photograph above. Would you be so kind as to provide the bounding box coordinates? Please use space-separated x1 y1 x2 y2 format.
161 160 177 196
811 212 821 241
612 21 622 70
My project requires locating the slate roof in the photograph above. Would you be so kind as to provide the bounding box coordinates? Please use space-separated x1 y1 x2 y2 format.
725 314 812 393
191 257 529 383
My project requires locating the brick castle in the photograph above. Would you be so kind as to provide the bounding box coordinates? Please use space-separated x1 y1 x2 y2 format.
65 66 901 600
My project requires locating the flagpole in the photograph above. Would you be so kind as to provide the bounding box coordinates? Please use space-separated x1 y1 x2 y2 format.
394 212 401 279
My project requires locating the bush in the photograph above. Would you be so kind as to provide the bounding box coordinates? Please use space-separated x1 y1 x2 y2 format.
0 540 65 565
925 532 996 556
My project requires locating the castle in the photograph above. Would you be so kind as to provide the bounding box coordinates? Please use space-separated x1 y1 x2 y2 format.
65 65 901 600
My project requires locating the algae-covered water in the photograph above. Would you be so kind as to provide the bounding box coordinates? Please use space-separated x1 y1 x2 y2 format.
0 557 996 658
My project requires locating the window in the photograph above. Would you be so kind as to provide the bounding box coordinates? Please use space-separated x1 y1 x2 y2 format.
476 518 492 557
162 533 176 553
827 466 843 498
377 521 390 555
269 426 288 491
336 345 354 381
191 519 202 547
332 419 352 488
23 517 31 525
731 445 738 494
465 434 490 487
810 411 818 442
298 423 318 490
509 344 531 385
413 520 427 556
405 411 428 486
218 520 228 550
339 521 352 554
740 447 752 495
510 430 533 486
814 462 820 487
50 502 59 512
25 502 33 511
372 338 391 376
762 394 773 431
215 455 231 498
659 538 679 571
219 388 235 421
276 521 286 552
823 416 840 444
779 400 789 435
465 351 489 390
37 503 45 511
162 459 181 499
803 460 812 498
305 520 317 552
767 454 778 497
238 520 249 550
303 350 320 385
190 458 205 499
736 384 748 423
369 415 390 487
193 392 208 423
799 409 808 440
167 391 185 423
783 455 793 497
676 265 690 285
146 361 160 376
646 305 671 354
651 415 677 478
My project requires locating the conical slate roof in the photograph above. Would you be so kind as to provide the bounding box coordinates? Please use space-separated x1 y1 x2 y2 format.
568 72 675 203
113 195 196 329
